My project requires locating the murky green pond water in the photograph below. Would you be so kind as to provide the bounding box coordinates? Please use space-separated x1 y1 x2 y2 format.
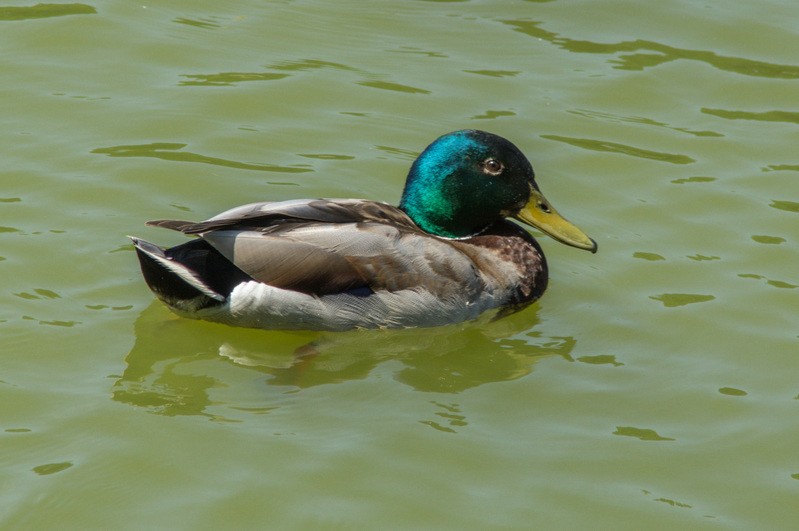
2 0 798 528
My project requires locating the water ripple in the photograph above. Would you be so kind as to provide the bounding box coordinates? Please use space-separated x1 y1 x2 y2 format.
269 59 360 72
541 134 695 164
702 108 799 125
179 72 289 87
764 164 799 172
173 17 222 30
570 109 722 138
0 3 95 21
463 70 520 78
633 252 665 261
613 426 675 441
297 153 355 161
357 80 430 94
751 235 785 245
504 19 799 79
32 461 73 476
374 145 419 160
92 143 313 174
180 60 362 87
649 293 715 307
769 200 799 213
719 387 748 397
471 110 515 120
671 176 716 184
738 274 797 290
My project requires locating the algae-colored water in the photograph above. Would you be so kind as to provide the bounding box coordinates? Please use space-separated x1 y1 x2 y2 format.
2 1 799 528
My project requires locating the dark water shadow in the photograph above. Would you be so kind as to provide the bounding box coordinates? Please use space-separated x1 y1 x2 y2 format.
702 108 799 125
542 135 695 165
92 143 313 174
0 3 95 21
503 19 799 79
179 59 359 86
569 109 722 138
180 57 430 95
112 303 577 417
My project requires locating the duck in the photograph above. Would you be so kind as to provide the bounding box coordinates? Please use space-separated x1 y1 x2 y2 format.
130 130 597 331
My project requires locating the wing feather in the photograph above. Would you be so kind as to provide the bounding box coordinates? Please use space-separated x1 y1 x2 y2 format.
150 199 485 299
202 230 368 295
150 199 418 235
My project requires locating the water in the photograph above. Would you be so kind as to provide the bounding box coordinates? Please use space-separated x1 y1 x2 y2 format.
2 0 798 528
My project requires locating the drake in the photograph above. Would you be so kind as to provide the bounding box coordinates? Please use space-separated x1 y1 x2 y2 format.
131 130 597 330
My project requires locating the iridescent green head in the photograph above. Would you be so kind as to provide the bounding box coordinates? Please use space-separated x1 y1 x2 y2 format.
399 130 597 252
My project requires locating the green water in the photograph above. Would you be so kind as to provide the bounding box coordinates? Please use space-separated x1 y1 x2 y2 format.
2 0 798 528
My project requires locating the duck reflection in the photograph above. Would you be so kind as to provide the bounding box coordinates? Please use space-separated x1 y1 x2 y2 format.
113 303 577 416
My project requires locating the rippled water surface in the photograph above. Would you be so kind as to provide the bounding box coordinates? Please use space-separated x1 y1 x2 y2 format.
3 1 798 528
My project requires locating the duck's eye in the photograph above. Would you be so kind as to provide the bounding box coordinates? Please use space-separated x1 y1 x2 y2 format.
481 158 504 176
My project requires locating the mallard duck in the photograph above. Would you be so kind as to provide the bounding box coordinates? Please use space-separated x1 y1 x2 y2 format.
131 130 596 330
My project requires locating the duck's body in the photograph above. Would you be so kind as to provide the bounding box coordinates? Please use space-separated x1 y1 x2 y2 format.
132 198 547 330
131 130 596 330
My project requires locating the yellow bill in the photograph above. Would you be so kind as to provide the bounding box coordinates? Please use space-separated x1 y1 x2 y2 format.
514 188 598 253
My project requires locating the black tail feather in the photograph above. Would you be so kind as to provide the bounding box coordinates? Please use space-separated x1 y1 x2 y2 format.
130 237 252 311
